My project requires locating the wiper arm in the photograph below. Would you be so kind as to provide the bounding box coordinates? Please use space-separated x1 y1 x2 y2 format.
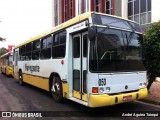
97 24 110 33
100 51 115 60
100 51 109 60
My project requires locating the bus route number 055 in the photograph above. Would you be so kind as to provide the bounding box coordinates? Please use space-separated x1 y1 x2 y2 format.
98 78 106 86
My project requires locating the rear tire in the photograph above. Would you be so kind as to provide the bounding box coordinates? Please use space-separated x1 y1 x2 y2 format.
19 71 24 86
51 77 63 102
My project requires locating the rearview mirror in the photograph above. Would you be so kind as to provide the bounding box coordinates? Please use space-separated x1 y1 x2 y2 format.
88 26 97 41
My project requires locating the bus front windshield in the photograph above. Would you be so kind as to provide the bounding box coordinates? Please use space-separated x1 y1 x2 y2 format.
89 28 145 72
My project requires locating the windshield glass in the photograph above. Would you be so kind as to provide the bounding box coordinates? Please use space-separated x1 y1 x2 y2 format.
89 27 145 72
92 13 141 32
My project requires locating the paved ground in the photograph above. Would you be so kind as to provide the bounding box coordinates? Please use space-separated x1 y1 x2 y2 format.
140 78 160 105
0 74 160 120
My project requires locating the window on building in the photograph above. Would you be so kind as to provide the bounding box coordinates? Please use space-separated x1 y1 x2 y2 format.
70 0 73 19
32 40 40 60
95 0 101 12
81 0 86 14
52 31 66 58
128 0 152 32
64 0 67 21
106 0 112 14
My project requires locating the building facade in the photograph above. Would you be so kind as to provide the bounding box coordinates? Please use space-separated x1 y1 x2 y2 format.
52 0 160 31
52 0 118 27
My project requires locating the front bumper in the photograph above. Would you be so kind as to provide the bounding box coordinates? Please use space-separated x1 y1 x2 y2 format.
89 88 148 107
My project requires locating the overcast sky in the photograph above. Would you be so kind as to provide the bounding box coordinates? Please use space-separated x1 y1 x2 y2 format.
0 0 52 48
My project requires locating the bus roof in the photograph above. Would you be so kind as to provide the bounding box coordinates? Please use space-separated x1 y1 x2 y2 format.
14 12 138 49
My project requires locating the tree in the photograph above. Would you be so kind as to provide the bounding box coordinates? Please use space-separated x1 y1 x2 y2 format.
143 21 160 90
0 47 8 56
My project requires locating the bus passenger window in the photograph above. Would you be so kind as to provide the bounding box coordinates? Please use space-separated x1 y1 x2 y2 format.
19 45 26 61
52 31 66 58
40 36 52 59
53 34 59 46
25 43 32 61
32 40 40 60
60 31 66 44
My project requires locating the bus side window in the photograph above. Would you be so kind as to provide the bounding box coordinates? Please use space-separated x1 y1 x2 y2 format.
40 35 52 59
25 43 32 61
52 31 66 58
32 40 40 60
19 45 26 61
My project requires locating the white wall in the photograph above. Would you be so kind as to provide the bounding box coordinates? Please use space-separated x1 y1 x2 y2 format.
52 0 55 27
152 0 160 22
121 0 128 19
75 0 79 16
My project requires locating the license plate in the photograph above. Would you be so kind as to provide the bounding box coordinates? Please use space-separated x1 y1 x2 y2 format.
123 95 132 101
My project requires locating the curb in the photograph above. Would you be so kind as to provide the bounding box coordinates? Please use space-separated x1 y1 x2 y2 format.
139 98 160 105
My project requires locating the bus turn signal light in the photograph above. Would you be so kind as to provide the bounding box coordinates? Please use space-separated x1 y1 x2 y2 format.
92 87 98 93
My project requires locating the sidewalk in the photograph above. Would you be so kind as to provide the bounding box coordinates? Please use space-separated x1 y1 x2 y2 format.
140 78 160 105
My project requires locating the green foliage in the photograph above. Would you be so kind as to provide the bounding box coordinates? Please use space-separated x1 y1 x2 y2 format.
0 47 8 56
143 21 160 89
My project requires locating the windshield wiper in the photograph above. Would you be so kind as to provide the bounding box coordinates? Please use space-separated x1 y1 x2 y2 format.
97 24 110 33
100 51 115 60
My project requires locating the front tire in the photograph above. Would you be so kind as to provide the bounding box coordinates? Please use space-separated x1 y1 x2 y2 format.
51 77 63 102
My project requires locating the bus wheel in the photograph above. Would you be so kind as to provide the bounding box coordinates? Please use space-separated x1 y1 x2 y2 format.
19 71 24 86
51 77 63 102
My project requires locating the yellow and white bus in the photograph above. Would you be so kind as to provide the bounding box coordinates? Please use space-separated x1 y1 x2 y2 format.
13 12 148 107
0 52 13 76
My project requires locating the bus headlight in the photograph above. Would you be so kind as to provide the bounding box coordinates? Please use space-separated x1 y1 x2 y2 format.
106 87 111 92
99 87 104 93
143 82 147 87
139 82 146 88
139 83 143 87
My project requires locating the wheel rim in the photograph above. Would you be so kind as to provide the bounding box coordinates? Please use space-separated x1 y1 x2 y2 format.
51 82 60 97
19 74 22 84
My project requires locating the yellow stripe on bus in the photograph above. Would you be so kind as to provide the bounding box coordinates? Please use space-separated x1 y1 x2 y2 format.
6 66 13 76
89 88 148 107
62 83 69 98
23 74 49 91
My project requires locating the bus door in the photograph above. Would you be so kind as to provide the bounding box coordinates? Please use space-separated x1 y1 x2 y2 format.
13 50 19 79
72 31 88 102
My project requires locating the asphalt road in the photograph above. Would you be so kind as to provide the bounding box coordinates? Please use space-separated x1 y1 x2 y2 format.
0 74 159 120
